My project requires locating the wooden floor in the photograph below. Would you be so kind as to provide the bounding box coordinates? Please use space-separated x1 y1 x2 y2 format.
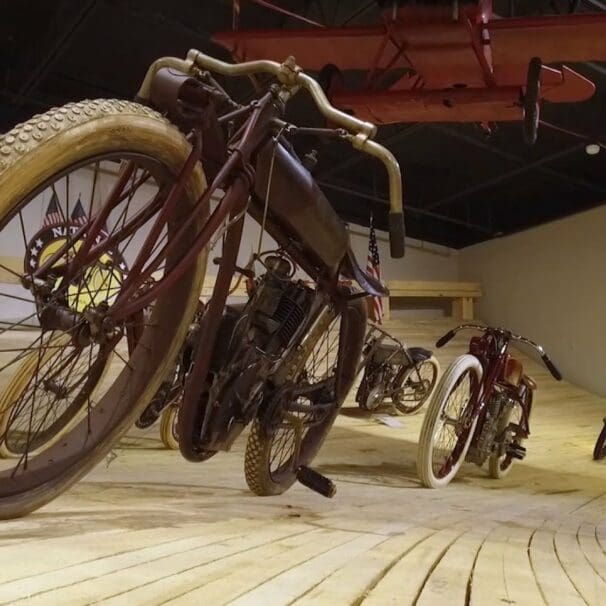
0 318 605 605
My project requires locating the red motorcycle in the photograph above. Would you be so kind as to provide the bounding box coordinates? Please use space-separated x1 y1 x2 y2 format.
0 50 404 517
417 324 561 488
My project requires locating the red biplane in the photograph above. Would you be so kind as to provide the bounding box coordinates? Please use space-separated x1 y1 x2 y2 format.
214 1 606 143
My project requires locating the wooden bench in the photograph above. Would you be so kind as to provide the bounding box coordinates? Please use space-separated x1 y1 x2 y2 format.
199 276 481 322
383 280 482 321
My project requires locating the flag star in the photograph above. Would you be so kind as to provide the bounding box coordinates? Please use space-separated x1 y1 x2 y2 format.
30 247 38 257
30 259 36 268
36 238 43 247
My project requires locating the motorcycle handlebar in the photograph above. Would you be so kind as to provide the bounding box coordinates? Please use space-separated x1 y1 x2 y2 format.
436 324 562 381
137 51 406 258
541 353 563 381
435 329 456 348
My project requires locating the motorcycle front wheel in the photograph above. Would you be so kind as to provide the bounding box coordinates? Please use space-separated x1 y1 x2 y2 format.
0 100 208 518
417 354 482 488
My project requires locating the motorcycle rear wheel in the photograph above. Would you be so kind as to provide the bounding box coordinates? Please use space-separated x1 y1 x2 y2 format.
245 298 366 496
392 356 440 415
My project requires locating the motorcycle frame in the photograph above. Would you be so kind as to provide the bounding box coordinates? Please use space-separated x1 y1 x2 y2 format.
462 331 533 458
31 78 363 453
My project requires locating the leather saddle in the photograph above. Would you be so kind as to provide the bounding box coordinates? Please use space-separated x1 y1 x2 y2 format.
372 344 432 366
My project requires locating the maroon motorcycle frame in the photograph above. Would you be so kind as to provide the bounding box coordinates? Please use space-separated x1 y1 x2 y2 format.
435 323 562 472
25 50 406 464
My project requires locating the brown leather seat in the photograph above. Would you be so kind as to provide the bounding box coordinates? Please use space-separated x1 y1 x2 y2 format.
522 374 537 391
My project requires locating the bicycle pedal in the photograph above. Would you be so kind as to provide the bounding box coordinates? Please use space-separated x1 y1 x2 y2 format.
296 466 336 498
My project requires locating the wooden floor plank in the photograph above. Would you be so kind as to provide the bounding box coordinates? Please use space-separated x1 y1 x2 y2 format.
529 527 586 606
288 531 435 606
217 533 385 606
16 523 312 606
415 525 494 606
0 318 604 606
361 526 465 605
553 519 606 606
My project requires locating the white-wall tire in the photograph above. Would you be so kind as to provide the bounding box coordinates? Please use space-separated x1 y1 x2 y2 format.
417 354 483 488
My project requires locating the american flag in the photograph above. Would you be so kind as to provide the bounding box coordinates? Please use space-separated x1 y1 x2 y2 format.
70 197 88 226
367 217 383 324
42 191 63 226
70 195 111 237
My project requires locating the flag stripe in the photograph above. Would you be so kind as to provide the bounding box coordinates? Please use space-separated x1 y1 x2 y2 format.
367 219 383 324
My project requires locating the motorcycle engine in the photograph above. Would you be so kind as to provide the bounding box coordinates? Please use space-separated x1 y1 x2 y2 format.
249 254 314 356
466 390 515 466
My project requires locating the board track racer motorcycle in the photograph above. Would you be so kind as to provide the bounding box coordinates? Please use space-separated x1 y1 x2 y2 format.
0 49 405 518
356 325 439 414
417 324 562 488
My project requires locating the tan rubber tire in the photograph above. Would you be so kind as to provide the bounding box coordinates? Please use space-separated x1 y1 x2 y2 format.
417 354 482 489
160 405 180 450
0 99 207 518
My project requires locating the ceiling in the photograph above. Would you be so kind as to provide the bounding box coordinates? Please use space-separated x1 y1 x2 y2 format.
1 0 605 248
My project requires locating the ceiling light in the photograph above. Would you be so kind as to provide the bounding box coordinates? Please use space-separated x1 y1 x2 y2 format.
585 143 601 156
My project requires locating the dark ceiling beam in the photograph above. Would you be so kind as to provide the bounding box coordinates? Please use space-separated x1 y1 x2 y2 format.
426 141 586 211
318 180 492 233
317 123 425 179
14 0 98 106
426 125 606 206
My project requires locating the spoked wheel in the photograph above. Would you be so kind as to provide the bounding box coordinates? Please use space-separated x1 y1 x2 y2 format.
392 356 440 415
360 385 385 412
245 298 366 496
0 332 112 458
0 100 208 518
160 404 180 450
488 400 525 479
417 355 482 488
593 419 606 461
358 369 385 412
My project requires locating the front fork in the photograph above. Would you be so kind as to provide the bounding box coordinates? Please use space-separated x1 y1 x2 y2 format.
177 178 249 462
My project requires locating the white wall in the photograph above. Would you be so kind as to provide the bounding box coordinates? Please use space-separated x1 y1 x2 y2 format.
208 212 459 281
459 205 606 396
0 169 460 323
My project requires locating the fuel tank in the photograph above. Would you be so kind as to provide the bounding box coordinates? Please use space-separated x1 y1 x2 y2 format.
253 140 350 279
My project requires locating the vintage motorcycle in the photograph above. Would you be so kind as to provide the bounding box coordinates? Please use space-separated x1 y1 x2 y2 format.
417 324 561 488
355 324 439 414
594 419 606 461
0 49 405 517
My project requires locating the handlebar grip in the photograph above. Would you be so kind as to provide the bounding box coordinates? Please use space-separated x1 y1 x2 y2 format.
542 354 562 381
436 329 456 348
389 212 406 258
